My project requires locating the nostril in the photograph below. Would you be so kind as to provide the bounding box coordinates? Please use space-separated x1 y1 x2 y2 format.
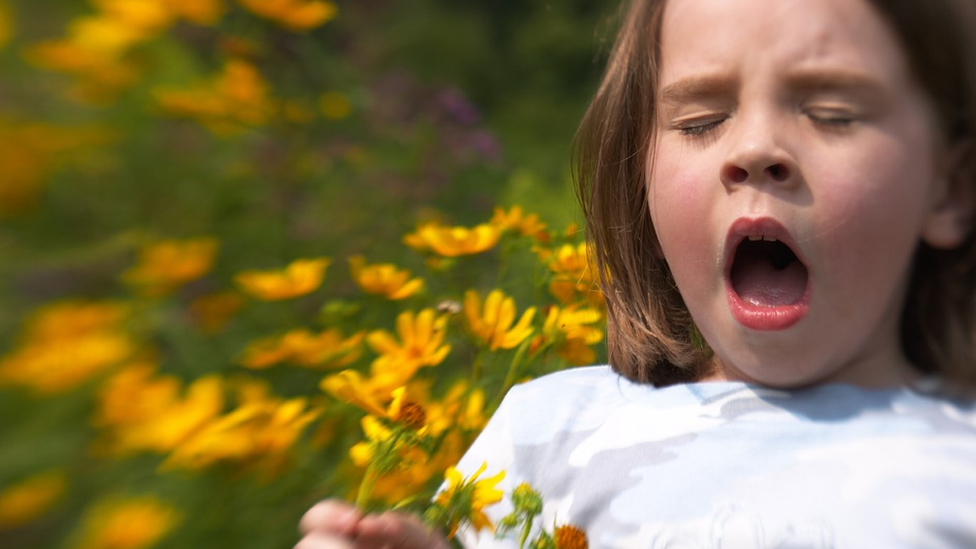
724 165 749 183
767 163 789 181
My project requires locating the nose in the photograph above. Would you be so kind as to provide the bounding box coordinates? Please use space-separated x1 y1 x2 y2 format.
720 111 797 189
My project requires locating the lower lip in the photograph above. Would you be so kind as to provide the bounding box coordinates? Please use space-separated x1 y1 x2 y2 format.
726 286 810 331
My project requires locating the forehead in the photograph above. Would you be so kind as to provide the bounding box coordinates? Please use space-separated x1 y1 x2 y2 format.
658 0 912 86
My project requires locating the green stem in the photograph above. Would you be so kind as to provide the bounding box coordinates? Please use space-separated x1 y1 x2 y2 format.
518 514 534 549
492 338 533 411
355 461 378 509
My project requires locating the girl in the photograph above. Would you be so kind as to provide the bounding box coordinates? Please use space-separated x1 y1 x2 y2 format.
297 0 976 546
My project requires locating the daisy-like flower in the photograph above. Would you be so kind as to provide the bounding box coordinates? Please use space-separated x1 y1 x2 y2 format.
0 470 66 530
121 237 218 296
464 289 536 350
235 257 330 301
236 0 337 31
72 496 179 549
366 308 451 388
538 243 604 306
490 205 548 241
533 305 604 365
403 222 501 257
429 462 505 538
349 256 424 300
238 328 364 369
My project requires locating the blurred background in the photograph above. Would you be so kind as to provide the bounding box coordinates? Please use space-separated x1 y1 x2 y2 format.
0 1 616 547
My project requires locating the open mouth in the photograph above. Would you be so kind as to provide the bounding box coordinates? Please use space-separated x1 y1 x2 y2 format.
729 236 808 307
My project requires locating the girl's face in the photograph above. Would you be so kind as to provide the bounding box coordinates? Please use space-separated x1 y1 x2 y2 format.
648 0 969 387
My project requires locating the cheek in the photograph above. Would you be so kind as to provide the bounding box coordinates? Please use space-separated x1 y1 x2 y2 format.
648 154 718 278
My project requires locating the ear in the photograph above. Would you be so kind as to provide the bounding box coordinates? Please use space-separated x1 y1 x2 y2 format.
922 140 976 249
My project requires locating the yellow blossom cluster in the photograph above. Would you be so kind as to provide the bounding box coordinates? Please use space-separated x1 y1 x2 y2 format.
237 0 338 31
26 0 224 101
0 202 603 543
71 496 180 549
0 301 136 394
121 237 219 296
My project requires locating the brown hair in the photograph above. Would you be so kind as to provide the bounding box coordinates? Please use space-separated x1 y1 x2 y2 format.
573 0 976 388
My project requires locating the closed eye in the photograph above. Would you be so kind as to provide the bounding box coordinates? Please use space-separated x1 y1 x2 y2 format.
676 117 727 137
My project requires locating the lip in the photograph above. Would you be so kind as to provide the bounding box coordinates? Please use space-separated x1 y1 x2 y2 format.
723 217 811 331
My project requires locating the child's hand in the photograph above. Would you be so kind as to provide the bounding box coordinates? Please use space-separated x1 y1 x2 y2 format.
296 499 452 549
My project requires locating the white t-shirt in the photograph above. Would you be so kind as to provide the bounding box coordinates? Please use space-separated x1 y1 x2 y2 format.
454 366 976 549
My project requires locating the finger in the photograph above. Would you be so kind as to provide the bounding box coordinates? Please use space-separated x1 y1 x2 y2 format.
293 532 355 549
299 499 362 537
356 511 451 549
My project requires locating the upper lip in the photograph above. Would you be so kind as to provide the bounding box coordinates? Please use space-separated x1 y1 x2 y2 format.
723 217 808 277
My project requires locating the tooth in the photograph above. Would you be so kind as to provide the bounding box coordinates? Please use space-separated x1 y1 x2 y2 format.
763 236 778 242
748 235 762 241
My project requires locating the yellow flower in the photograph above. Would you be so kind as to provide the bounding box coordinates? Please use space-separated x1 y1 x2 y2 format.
349 255 424 300
366 309 451 388
0 470 66 530
164 0 225 25
464 289 536 350
0 301 134 394
239 328 364 369
94 364 224 454
164 394 321 471
321 369 387 416
490 205 548 241
433 462 505 538
533 305 604 365
154 59 274 133
90 0 173 34
235 257 330 300
237 0 337 31
122 237 218 296
426 381 487 434
404 222 501 257
541 243 604 306
72 496 178 549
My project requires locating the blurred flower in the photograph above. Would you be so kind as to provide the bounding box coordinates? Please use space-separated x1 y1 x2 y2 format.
154 59 275 133
0 470 66 530
189 292 244 334
349 255 424 300
121 238 218 296
533 305 604 365
540 243 603 306
0 123 114 216
72 496 178 549
94 364 224 454
235 257 330 300
239 328 364 369
464 290 536 350
428 462 505 538
490 206 548 241
0 1 11 49
320 369 387 417
237 0 337 31
0 301 135 394
366 308 451 388
426 381 487 435
159 0 225 25
164 391 321 471
404 222 501 257
320 91 351 119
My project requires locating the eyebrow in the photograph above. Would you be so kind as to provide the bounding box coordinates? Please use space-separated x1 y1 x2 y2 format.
659 74 736 106
783 69 885 95
658 69 885 106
